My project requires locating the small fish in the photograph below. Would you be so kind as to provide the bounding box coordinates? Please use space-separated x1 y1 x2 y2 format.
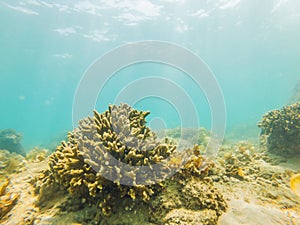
290 173 300 197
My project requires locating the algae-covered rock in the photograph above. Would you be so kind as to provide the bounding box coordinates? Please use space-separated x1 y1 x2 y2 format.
150 174 227 225
258 102 300 156
0 129 24 155
149 144 226 225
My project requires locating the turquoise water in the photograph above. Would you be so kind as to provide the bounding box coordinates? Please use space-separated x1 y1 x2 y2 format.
1 0 300 149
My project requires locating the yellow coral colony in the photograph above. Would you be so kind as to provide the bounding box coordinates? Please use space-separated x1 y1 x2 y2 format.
290 173 300 197
0 179 19 219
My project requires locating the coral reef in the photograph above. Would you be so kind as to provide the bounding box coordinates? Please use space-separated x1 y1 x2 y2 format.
150 174 227 225
36 104 227 224
211 141 300 215
211 141 293 183
0 178 19 219
0 150 25 174
0 129 24 155
25 147 48 162
148 146 226 225
0 155 50 225
258 102 300 155
214 142 260 181
157 127 210 149
38 104 177 216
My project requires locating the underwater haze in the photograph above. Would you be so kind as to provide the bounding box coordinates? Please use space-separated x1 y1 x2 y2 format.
1 0 300 149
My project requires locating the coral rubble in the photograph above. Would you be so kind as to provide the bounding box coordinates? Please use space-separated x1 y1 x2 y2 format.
258 102 300 155
214 142 260 181
36 104 227 224
212 141 300 215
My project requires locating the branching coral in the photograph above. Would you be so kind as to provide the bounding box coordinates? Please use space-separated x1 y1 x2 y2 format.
39 104 177 216
36 104 227 223
258 102 300 155
76 104 176 185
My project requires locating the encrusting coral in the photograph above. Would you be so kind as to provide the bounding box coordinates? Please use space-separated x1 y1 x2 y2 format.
36 104 227 223
258 102 300 155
